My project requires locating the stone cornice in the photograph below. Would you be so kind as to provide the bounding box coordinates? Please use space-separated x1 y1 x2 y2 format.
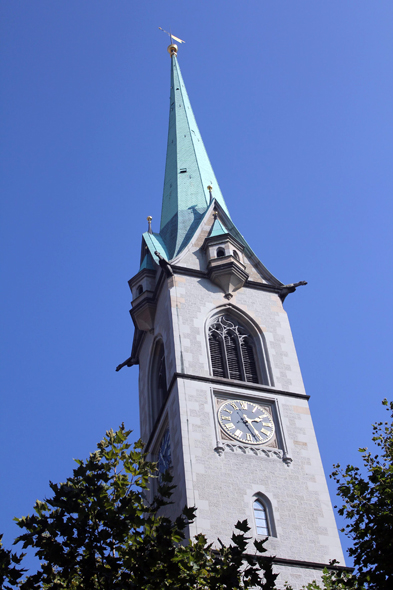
167 372 309 401
171 265 283 295
144 371 308 454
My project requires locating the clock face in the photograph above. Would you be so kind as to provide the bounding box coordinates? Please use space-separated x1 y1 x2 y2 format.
158 428 172 475
218 400 275 445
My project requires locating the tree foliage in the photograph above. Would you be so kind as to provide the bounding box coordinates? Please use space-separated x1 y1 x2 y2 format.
330 399 393 589
1 425 277 590
3 399 393 589
285 563 363 590
289 399 393 590
0 535 26 590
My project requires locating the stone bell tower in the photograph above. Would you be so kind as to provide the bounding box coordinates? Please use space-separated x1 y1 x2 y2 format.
117 41 345 589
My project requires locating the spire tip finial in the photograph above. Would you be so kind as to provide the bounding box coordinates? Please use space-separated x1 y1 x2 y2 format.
159 27 185 57
147 216 153 234
167 44 178 57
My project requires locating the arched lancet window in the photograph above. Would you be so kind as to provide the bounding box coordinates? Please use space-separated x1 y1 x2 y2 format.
208 316 259 383
216 247 225 258
233 250 239 260
150 341 168 427
253 499 269 536
157 354 167 402
137 285 143 296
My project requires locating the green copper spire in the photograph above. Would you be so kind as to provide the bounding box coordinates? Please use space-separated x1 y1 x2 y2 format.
160 49 230 259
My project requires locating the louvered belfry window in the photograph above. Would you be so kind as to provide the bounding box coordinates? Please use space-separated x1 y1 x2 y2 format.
208 316 259 383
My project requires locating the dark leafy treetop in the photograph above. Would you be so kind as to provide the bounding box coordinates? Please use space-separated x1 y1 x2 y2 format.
330 399 393 590
291 399 393 590
1 424 277 590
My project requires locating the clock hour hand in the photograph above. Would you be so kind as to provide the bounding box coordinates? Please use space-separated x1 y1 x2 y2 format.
249 415 271 426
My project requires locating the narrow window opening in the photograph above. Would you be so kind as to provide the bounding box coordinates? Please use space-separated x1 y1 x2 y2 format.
225 332 242 380
216 247 225 258
179 168 187 174
233 250 240 260
241 337 258 383
254 499 269 536
157 354 167 406
209 333 225 378
151 342 168 428
136 285 143 297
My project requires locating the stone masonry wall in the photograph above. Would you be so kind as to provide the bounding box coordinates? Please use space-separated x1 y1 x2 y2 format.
136 235 345 588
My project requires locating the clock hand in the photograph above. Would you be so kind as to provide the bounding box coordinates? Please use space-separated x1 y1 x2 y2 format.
243 414 261 439
241 415 257 437
248 415 271 426
244 415 263 425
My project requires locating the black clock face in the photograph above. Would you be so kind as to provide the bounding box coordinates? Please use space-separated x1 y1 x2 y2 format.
158 428 172 475
218 400 275 445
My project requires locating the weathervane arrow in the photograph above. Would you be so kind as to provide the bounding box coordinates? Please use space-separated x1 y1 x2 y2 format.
159 27 185 45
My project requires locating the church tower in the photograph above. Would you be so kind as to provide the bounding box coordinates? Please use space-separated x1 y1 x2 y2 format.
119 41 345 589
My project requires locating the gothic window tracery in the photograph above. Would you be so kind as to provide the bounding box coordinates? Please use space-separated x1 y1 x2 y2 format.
208 316 259 383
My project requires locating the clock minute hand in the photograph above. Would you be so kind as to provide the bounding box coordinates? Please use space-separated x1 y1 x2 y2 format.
243 414 261 439
241 415 256 436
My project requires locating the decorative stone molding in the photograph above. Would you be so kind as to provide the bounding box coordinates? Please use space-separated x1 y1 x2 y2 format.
218 441 292 466
214 441 225 456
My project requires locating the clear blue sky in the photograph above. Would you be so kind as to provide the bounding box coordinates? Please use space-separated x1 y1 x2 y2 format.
1 0 392 571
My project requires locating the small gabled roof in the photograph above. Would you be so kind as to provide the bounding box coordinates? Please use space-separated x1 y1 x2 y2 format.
209 218 228 238
139 251 156 271
211 201 283 287
141 231 169 268
168 199 283 287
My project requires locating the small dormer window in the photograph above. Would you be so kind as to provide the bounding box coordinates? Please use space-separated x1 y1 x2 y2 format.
216 247 225 258
137 285 143 296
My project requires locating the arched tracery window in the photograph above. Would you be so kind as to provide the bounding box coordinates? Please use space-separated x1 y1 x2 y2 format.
208 316 259 383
